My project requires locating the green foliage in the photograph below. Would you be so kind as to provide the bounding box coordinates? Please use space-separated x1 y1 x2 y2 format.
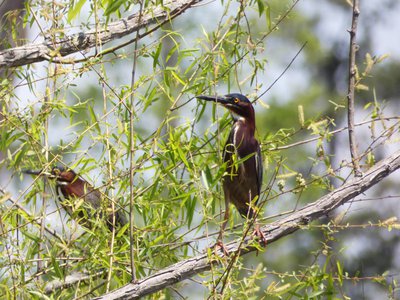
67 0 86 22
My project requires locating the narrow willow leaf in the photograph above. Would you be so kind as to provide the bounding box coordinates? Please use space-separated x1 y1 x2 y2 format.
67 0 86 22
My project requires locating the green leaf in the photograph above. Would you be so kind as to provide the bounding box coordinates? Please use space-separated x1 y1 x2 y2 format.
177 146 190 169
257 0 265 17
185 195 196 228
265 4 271 30
88 105 101 134
13 142 29 167
171 70 186 86
104 0 126 17
51 250 64 278
153 43 163 69
201 170 210 191
29 291 52 300
336 261 343 285
67 0 86 22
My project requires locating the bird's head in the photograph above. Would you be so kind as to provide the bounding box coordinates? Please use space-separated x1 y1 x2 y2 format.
51 166 77 184
24 166 78 185
196 93 254 122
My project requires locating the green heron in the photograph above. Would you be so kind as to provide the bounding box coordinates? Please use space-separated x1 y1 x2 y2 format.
196 93 265 246
24 166 127 231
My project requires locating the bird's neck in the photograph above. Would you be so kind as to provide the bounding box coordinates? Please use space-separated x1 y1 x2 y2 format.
231 109 255 134
58 177 88 197
232 119 256 157
234 117 255 137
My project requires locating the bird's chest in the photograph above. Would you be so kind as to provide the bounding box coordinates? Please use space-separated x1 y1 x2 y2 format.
223 123 255 180
58 181 84 200
57 181 102 209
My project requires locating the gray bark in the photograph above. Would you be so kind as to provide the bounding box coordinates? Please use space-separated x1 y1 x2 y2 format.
0 0 201 69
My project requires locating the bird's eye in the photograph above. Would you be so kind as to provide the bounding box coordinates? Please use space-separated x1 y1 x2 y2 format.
234 98 240 103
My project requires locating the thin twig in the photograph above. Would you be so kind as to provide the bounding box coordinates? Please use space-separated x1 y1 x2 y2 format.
37 0 59 270
95 1 118 290
347 0 361 176
129 0 144 283
255 41 307 103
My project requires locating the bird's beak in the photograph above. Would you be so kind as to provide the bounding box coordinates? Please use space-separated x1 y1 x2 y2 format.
23 169 57 179
196 95 235 107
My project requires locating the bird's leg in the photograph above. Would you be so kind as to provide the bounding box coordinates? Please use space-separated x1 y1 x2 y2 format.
252 220 267 247
214 200 230 256
247 195 267 246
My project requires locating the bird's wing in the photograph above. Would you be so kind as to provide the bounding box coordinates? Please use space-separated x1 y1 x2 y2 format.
255 143 263 196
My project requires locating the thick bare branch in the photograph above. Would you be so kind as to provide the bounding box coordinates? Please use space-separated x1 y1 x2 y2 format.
45 272 104 295
95 150 400 299
347 0 361 175
0 0 202 69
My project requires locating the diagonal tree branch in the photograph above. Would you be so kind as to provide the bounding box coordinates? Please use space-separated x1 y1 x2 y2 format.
0 0 202 69
94 150 400 299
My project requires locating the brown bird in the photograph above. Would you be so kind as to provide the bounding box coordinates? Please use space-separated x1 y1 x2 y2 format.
196 93 265 247
24 166 127 231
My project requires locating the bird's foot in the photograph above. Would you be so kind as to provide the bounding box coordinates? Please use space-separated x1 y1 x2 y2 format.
213 240 230 257
252 224 267 247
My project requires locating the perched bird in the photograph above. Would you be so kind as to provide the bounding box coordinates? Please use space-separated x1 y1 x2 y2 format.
196 93 265 246
24 166 127 231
